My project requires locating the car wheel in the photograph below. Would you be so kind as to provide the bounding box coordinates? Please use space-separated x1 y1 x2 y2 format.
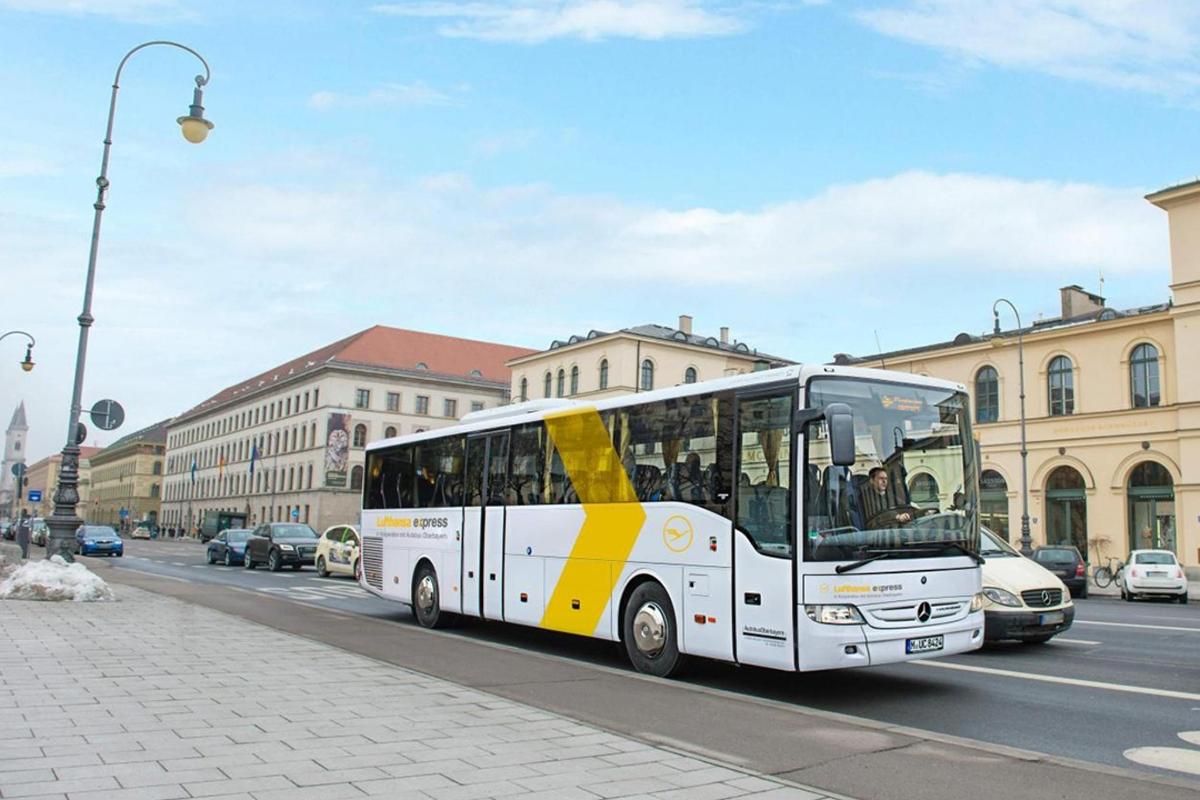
224 551 234 567
268 550 282 572
622 581 688 678
1124 589 1135 602
316 556 328 578
206 549 216 565
1179 592 1189 604
115 551 122 558
292 563 302 571
244 552 256 570
1079 586 1088 600
353 559 360 582
412 563 452 629
1025 635 1054 644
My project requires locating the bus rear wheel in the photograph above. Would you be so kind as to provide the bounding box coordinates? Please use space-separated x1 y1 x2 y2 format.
413 563 453 629
623 582 687 678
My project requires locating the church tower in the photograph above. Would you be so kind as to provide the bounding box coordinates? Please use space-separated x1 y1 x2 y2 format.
1 402 29 519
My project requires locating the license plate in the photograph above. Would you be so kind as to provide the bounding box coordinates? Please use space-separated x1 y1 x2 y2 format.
906 635 944 654
1039 611 1065 626
1148 571 1167 577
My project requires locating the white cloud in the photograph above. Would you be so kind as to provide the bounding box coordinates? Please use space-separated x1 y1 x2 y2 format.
370 0 747 42
858 0 1200 97
1 0 190 22
308 82 456 111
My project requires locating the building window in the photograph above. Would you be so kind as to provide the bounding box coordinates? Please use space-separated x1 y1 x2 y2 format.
519 377 528 402
1130 343 1160 408
570 366 579 395
415 395 430 415
444 398 458 418
684 367 697 384
599 359 609 390
974 366 999 423
313 388 319 406
152 461 162 475
385 426 397 438
980 470 1009 542
471 401 484 413
355 388 370 409
1047 356 1074 416
543 372 552 398
640 359 654 391
386 392 400 412
353 424 367 447
908 473 940 508
350 465 364 491
556 369 565 397
303 392 309 411
1127 461 1174 553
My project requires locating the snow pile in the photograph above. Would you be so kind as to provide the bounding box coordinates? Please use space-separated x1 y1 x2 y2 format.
0 555 115 602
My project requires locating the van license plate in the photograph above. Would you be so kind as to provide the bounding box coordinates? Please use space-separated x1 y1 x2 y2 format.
906 635 944 654
1039 611 1064 626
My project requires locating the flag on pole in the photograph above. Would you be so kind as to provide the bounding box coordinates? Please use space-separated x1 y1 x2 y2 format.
190 456 197 485
249 442 260 476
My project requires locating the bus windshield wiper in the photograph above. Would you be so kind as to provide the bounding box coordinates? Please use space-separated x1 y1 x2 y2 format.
836 550 903 574
909 540 985 565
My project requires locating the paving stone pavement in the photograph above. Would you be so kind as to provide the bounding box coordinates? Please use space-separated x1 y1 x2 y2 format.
0 582 849 800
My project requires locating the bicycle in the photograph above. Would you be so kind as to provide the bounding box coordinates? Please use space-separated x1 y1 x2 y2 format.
1092 556 1124 588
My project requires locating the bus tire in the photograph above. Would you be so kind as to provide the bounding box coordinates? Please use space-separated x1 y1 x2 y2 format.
413 563 452 629
622 581 687 678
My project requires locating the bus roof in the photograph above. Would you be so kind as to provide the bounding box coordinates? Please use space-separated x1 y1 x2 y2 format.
365 363 967 452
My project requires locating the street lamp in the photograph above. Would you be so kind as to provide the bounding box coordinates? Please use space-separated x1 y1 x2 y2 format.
991 299 1033 556
0 331 36 372
45 41 214 561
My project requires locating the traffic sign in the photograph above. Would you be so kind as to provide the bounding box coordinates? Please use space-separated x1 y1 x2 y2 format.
28 490 42 502
290 508 299 520
10 462 25 478
75 422 88 445
90 399 125 432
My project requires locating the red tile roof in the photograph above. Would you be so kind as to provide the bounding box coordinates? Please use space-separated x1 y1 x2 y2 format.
176 326 535 422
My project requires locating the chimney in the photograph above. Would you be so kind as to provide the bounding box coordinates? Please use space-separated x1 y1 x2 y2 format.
719 326 730 344
1059 285 1105 319
678 315 693 335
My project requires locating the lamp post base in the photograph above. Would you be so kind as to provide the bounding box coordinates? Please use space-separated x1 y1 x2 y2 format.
45 444 84 563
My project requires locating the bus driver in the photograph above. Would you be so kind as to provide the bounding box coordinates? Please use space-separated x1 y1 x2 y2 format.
862 467 913 529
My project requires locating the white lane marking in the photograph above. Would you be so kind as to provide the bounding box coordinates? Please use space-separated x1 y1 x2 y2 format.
1123 746 1200 776
1180 731 1200 746
914 660 1200 702
1075 620 1200 633
171 561 187 566
1052 638 1101 646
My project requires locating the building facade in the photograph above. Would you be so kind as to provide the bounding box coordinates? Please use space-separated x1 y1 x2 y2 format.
88 419 169 531
837 180 1200 575
0 403 28 521
23 447 99 520
160 326 534 535
508 316 792 402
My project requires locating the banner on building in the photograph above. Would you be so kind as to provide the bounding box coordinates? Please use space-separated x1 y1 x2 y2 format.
324 413 351 488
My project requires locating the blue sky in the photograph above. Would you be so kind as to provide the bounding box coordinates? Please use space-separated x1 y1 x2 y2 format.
1 0 1196 460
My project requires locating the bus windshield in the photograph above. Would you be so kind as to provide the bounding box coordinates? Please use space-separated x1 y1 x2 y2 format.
803 377 978 562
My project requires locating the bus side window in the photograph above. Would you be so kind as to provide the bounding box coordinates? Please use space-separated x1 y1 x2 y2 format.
508 423 546 505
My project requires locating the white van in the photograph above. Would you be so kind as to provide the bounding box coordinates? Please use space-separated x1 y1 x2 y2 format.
979 527 1074 643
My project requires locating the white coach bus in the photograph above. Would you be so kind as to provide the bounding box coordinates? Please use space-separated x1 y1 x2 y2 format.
358 365 984 676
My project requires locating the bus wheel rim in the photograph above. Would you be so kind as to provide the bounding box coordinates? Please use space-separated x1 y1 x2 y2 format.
633 601 667 657
417 575 436 613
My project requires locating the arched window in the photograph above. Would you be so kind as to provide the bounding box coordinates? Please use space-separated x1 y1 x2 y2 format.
684 367 697 384
556 369 565 397
1047 356 1074 416
543 371 552 398
520 377 528 402
640 359 654 391
974 366 999 423
1045 466 1086 553
1130 343 1160 408
569 365 579 395
909 473 940 508
152 461 162 476
1127 461 1175 553
150 483 160 499
980 470 1009 541
384 426 397 438
599 359 609 390
350 465 364 491
353 424 367 447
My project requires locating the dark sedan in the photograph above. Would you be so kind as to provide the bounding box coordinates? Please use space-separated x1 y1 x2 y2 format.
244 523 319 572
206 528 253 566
1032 546 1088 598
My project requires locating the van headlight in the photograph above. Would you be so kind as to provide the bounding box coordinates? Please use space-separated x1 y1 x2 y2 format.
970 592 984 612
804 605 865 625
982 587 1021 607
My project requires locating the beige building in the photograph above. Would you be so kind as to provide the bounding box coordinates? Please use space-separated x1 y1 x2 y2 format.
88 419 169 531
24 447 100 519
161 326 534 535
837 179 1200 575
509 316 792 402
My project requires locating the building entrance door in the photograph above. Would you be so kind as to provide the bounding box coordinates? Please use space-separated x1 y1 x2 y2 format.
1045 466 1087 556
1126 462 1175 554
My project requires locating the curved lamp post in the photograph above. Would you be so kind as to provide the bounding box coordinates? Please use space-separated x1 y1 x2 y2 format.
990 299 1032 556
46 41 214 561
0 331 36 372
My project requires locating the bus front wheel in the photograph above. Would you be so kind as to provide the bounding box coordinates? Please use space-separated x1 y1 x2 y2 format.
622 582 687 678
412 563 453 629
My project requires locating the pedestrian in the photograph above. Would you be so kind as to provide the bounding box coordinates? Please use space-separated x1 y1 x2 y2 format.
15 508 32 560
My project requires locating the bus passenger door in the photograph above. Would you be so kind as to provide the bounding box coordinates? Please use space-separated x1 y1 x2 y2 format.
733 392 798 671
462 436 487 617
481 432 509 620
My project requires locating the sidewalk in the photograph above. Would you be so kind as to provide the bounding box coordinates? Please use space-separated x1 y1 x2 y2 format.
0 571 842 800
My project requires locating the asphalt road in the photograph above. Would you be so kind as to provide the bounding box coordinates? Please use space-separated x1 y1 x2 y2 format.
84 538 1200 800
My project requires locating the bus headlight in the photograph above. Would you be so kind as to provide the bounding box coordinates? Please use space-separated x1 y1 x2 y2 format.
970 592 984 613
982 587 1021 607
805 605 865 625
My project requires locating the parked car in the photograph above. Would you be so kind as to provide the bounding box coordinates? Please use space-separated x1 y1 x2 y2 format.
314 524 360 578
979 526 1073 643
206 528 252 566
244 523 319 572
75 525 124 557
1121 550 1188 603
130 525 153 540
30 518 50 547
1032 545 1088 599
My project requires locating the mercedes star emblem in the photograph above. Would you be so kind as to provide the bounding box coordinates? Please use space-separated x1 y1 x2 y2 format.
917 601 932 623
1041 590 1051 606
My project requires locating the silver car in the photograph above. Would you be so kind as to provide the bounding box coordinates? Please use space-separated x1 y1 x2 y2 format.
30 518 50 546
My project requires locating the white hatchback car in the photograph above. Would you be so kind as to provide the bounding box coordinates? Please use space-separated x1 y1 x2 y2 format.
1122 550 1188 603
314 524 360 578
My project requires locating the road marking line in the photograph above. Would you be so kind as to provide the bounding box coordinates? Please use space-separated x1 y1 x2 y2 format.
1053 638 1101 645
915 660 1200 702
171 562 187 566
1181 731 1200 746
1076 620 1200 633
1124 746 1200 777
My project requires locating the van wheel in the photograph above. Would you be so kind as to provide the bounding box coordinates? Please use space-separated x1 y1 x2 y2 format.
412 563 452 628
622 582 687 678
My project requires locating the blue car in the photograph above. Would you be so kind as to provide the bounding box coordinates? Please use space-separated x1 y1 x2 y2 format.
75 525 124 557
206 528 252 566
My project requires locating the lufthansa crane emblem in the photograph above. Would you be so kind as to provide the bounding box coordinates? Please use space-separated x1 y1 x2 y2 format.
663 515 694 553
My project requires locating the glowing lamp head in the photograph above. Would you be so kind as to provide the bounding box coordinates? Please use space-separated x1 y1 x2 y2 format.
20 344 34 372
177 82 213 144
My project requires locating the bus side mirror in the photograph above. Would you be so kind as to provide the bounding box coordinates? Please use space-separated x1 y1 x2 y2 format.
825 403 855 466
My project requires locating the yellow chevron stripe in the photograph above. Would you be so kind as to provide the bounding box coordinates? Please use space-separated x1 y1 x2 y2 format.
541 407 645 635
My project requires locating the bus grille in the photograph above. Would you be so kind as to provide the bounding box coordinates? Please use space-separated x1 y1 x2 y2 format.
1021 588 1062 608
362 537 384 589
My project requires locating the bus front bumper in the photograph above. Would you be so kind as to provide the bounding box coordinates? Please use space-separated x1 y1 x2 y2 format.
797 609 985 671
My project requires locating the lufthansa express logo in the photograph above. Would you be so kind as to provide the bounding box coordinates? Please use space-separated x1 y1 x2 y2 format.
663 515 693 553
